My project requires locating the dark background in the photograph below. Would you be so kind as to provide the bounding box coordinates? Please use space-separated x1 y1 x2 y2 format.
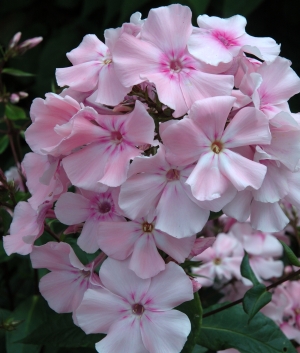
0 0 299 169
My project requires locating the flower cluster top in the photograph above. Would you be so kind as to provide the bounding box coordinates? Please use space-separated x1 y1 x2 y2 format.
4 4 300 353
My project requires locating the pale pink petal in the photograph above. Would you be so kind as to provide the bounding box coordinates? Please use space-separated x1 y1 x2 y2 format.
187 152 231 201
119 173 166 219
100 258 151 303
76 287 129 334
189 96 236 141
141 4 192 54
96 316 148 353
190 237 215 257
62 143 107 190
96 64 131 106
55 192 90 225
197 14 246 36
239 34 280 61
30 242 77 271
39 270 89 312
77 218 101 253
198 183 237 212
223 190 252 222
222 107 271 148
154 231 195 264
97 221 138 260
56 62 101 91
129 234 165 279
155 181 209 238
219 150 267 191
161 118 210 166
250 257 284 280
141 310 191 353
250 200 289 232
143 262 193 310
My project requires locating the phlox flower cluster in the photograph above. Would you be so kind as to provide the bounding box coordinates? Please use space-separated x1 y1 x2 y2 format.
3 4 300 353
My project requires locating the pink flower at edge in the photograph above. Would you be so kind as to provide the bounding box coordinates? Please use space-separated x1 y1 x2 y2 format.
76 258 193 353
3 201 52 255
30 242 101 314
113 4 233 118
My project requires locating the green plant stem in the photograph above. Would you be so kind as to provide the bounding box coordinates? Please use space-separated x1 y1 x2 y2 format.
44 223 60 242
203 268 300 318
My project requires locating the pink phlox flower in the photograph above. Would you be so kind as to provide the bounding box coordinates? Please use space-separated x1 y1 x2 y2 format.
22 153 70 210
191 232 244 287
97 211 196 279
25 93 81 155
3 201 52 255
76 258 193 353
56 31 132 106
30 242 101 315
236 57 300 119
188 14 280 67
119 144 210 238
55 187 125 253
189 237 215 258
113 4 233 118
161 97 271 204
229 222 284 283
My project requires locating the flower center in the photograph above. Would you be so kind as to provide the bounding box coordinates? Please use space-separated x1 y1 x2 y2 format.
132 303 145 316
103 58 112 65
166 169 180 181
213 258 222 265
211 141 223 154
111 131 123 145
142 222 154 233
170 59 182 73
81 270 91 278
295 308 300 315
98 201 111 214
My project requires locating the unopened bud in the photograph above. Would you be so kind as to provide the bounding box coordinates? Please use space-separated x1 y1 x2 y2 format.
18 36 43 54
9 93 20 104
18 91 28 99
8 32 22 49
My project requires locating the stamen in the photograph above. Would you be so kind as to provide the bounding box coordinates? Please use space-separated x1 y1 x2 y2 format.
142 222 154 233
211 141 223 154
132 303 145 316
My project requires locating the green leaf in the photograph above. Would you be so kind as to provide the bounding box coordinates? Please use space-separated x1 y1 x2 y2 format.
21 313 104 348
243 284 272 322
240 253 259 285
177 292 202 353
2 68 35 77
0 208 13 235
280 240 300 267
5 104 27 121
223 0 265 17
0 135 9 154
198 303 297 352
192 344 208 353
6 296 50 353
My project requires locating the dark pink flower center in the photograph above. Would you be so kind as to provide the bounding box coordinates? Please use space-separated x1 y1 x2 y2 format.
132 303 145 316
211 141 223 154
142 222 153 233
169 59 182 73
98 201 111 214
111 131 123 144
166 169 180 181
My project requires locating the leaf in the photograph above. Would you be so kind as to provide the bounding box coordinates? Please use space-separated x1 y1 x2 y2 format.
21 313 104 348
0 208 13 235
280 240 300 267
2 68 35 77
240 253 259 285
223 0 265 17
0 135 9 154
5 296 50 353
243 284 272 322
192 344 208 353
198 303 296 353
5 104 27 121
177 292 202 353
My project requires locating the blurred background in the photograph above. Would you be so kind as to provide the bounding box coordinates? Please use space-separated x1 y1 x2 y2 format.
0 0 299 170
